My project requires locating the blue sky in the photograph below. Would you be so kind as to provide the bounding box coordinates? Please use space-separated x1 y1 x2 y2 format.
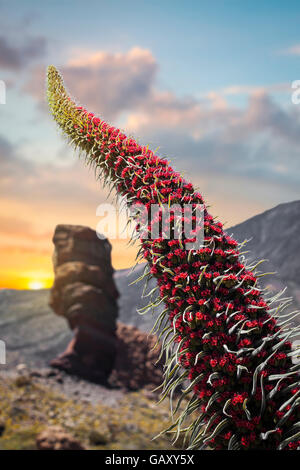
1 0 300 284
1 0 300 143
3 0 300 92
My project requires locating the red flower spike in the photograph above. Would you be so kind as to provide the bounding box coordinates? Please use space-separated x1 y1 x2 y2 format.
47 66 300 451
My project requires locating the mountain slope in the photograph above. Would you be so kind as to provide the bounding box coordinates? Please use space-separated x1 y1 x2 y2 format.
115 265 160 333
229 200 300 313
0 289 72 369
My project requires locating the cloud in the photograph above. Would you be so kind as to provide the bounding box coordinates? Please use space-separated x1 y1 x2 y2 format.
0 135 35 180
202 82 291 98
22 46 300 208
0 214 35 237
122 88 300 188
0 133 111 234
127 87 300 141
0 35 46 70
25 46 300 168
25 47 157 119
280 44 300 56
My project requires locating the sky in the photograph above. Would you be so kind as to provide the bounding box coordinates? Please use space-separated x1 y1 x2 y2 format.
1 0 300 289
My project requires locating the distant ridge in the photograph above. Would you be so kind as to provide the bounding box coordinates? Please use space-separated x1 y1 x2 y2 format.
229 200 300 316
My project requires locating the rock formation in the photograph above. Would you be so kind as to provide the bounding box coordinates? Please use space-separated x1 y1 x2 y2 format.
49 224 119 383
49 224 164 391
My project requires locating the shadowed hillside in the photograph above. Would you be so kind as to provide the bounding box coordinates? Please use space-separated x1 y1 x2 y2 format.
229 200 300 320
0 289 72 369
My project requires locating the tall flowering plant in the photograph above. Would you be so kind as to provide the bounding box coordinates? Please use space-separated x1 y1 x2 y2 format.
47 66 300 450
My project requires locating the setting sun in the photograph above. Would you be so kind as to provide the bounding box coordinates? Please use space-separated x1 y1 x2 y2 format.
27 280 46 290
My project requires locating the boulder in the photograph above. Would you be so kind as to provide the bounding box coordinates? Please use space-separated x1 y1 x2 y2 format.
36 426 85 450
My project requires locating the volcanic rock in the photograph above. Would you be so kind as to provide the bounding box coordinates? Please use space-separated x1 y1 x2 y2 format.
49 225 119 383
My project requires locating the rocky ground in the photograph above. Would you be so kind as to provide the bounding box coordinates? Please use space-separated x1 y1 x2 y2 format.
0 364 184 450
2 365 125 407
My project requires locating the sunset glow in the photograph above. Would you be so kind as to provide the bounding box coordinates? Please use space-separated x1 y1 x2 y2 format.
0 237 139 289
27 280 46 290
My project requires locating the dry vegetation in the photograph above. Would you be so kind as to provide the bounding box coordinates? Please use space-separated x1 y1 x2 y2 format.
0 373 186 450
